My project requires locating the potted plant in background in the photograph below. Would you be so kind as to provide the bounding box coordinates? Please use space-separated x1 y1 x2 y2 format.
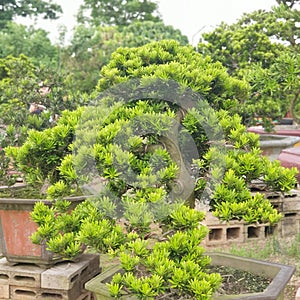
0 54 91 266
0 108 88 267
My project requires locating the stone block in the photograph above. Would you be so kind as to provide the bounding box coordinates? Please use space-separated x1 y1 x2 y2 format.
202 223 245 246
10 283 82 300
0 257 43 288
41 254 100 290
283 198 300 213
10 264 43 288
10 285 38 300
245 224 269 240
76 291 94 300
208 227 226 244
279 213 299 237
225 225 244 243
0 284 9 299
296 287 300 300
0 258 10 285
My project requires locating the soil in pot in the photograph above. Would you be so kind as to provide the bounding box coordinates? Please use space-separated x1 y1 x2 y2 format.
0 186 42 198
209 265 271 295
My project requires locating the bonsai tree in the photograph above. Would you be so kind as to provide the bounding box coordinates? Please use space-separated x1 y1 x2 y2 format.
7 40 297 299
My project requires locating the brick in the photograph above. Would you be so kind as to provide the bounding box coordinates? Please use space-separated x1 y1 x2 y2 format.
10 264 43 288
0 257 42 288
225 225 244 243
76 291 93 300
0 284 9 299
10 283 82 300
296 287 300 300
282 190 300 212
283 199 300 212
279 214 299 237
10 286 38 300
208 227 226 243
41 254 100 290
245 224 269 240
0 259 10 285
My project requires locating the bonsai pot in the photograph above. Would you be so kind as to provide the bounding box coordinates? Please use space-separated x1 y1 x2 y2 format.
258 134 300 161
210 252 295 300
85 252 295 300
280 118 294 125
0 195 87 267
278 146 300 183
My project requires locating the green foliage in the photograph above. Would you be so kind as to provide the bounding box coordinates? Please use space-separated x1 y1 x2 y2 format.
242 52 300 125
198 1 300 125
168 204 206 230
198 0 300 73
0 0 62 29
0 147 17 186
97 40 249 113
31 199 102 257
213 193 283 225
0 23 59 67
18 40 294 226
226 148 264 182
77 0 161 27
63 22 188 93
207 110 293 224
198 17 285 74
263 159 298 192
31 184 221 299
0 55 86 146
211 165 286 224
46 181 72 199
117 21 188 47
8 4 298 298
104 205 221 299
26 37 299 299
7 108 83 185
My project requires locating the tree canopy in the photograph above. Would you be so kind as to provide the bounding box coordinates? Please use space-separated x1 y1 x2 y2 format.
62 21 189 93
0 0 62 29
97 39 249 112
77 0 161 27
0 22 59 66
198 0 300 126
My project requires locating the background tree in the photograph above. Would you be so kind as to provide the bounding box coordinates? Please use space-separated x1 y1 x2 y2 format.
197 13 286 74
0 55 87 147
0 0 62 29
0 22 59 67
198 0 300 72
198 0 300 126
242 52 300 125
77 0 161 26
117 20 188 47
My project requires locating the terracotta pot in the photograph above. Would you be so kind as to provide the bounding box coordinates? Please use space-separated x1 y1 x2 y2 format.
0 196 87 267
85 252 295 300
